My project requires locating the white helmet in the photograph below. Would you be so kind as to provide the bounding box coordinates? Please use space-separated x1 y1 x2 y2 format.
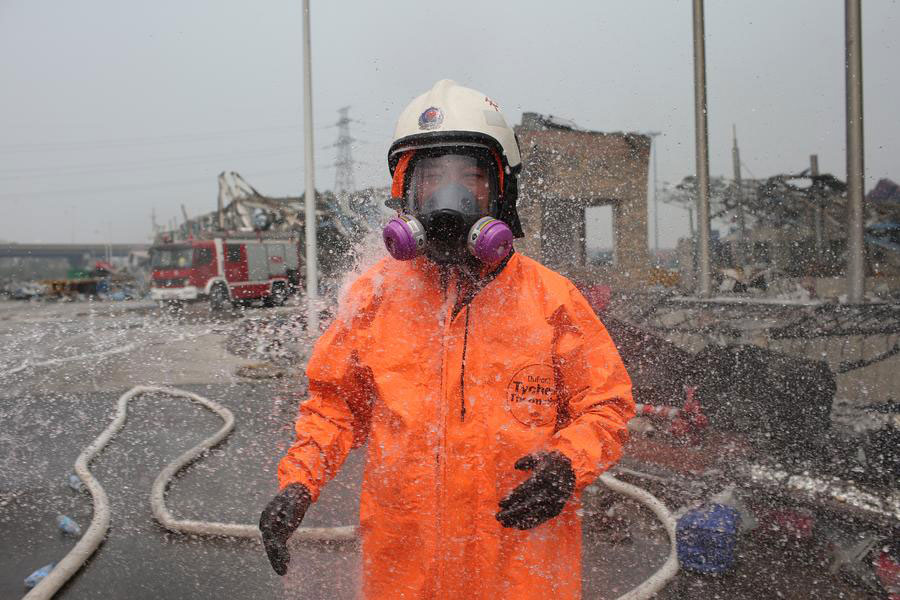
388 79 524 237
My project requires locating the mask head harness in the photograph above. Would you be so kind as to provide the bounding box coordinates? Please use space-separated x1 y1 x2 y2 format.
383 144 516 266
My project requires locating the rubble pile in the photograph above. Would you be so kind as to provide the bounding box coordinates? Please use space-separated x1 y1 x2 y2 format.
225 313 310 366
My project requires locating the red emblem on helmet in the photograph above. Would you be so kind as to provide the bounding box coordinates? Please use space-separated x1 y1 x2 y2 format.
418 106 443 130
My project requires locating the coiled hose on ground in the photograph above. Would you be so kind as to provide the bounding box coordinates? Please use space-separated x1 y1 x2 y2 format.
23 385 677 600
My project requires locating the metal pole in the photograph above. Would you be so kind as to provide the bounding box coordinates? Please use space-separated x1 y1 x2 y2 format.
692 0 712 296
302 0 319 332
845 0 865 303
688 206 697 284
732 125 745 268
641 131 662 260
810 154 823 252
652 136 659 255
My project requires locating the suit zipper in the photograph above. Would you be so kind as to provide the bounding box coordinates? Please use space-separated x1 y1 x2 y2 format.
435 274 454 597
460 305 470 421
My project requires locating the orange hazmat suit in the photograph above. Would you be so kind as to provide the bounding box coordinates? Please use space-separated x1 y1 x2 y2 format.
278 251 634 599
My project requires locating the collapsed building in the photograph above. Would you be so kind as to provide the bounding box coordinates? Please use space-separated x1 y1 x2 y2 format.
505 114 898 492
514 113 652 288
669 172 900 298
161 171 387 283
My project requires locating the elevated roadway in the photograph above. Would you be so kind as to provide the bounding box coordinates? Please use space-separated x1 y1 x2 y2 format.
0 243 150 265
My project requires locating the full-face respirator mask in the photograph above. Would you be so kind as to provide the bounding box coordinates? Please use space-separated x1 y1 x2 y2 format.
383 151 513 266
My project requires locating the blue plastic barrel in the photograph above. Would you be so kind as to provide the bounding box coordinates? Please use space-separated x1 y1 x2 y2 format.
676 503 741 574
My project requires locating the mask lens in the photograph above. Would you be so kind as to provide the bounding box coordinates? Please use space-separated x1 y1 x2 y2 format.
407 152 498 216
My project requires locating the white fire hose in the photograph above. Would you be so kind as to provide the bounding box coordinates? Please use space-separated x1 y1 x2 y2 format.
24 385 677 600
594 473 680 600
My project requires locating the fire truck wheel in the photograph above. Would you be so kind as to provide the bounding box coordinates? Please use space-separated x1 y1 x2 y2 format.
264 283 287 308
209 283 230 312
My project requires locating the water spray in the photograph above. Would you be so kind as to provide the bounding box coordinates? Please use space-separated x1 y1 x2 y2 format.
24 384 679 599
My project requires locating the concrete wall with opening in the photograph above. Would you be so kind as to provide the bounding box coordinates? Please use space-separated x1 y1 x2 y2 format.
514 113 651 287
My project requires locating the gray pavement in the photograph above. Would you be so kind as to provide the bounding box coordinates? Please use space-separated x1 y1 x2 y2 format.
0 299 876 599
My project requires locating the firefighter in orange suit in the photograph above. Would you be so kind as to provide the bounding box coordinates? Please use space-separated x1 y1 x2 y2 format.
260 80 635 599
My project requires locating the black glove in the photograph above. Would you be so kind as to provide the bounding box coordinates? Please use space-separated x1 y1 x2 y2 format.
259 483 312 575
496 451 576 530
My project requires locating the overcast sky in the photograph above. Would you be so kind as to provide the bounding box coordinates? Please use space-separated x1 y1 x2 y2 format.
1 0 897 248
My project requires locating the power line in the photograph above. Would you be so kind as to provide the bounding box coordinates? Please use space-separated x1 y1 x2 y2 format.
740 160 758 180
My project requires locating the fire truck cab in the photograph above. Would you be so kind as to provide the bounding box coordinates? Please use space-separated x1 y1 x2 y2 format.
150 236 300 309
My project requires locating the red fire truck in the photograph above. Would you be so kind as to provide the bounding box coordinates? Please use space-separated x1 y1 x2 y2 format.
149 235 300 309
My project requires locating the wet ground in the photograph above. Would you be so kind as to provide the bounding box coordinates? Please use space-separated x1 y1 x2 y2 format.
0 299 881 598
